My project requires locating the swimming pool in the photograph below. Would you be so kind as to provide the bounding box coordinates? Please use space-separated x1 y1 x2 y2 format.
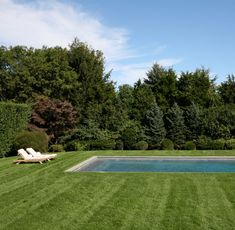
66 156 235 172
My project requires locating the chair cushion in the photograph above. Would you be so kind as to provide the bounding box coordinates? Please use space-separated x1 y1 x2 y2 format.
26 148 40 157
18 149 32 159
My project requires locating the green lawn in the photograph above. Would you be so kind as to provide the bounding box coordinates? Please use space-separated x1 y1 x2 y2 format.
1 150 235 230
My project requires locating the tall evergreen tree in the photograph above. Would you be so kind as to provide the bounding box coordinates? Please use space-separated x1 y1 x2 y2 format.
177 68 220 107
183 103 203 140
165 103 186 147
202 107 231 139
117 84 134 119
144 64 178 110
144 102 166 146
132 80 155 121
218 75 235 104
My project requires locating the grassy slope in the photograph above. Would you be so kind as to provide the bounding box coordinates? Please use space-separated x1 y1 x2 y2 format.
1 150 235 230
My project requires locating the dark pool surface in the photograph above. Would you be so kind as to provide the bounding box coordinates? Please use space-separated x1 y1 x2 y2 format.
77 158 235 172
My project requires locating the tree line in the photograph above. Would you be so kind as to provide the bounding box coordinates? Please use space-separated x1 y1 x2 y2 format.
0 39 235 152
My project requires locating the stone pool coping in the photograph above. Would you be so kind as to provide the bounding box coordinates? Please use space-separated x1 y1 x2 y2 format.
65 156 235 172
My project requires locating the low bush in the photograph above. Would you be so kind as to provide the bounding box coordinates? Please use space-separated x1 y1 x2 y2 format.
15 131 49 153
89 140 116 150
64 141 88 151
75 142 89 151
148 142 161 150
209 139 226 150
161 139 174 150
120 120 145 150
115 140 124 150
196 136 226 150
0 102 30 157
184 141 196 150
49 144 64 152
134 141 148 150
66 140 110 151
225 139 235 150
196 136 211 150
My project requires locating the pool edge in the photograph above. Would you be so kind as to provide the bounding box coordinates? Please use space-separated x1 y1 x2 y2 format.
65 156 98 172
65 155 235 172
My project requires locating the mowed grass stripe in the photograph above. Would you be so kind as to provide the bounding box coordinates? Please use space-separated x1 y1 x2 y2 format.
5 175 126 230
0 175 85 229
0 169 78 208
56 176 127 230
158 175 202 230
77 175 153 230
195 175 235 230
129 176 172 229
118 175 171 230
216 174 235 210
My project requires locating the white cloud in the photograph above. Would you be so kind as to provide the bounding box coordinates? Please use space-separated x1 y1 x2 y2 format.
0 0 183 85
112 58 183 85
112 62 153 85
0 0 131 61
157 58 183 67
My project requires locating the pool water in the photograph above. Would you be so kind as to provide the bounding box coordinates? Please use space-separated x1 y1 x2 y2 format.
76 158 235 172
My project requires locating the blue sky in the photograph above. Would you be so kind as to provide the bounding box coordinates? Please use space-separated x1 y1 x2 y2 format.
1 0 235 85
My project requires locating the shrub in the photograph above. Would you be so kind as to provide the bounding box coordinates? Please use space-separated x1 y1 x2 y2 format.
61 122 117 151
209 139 226 150
196 136 211 150
184 141 196 150
15 131 49 153
148 143 161 150
196 136 226 150
49 144 64 152
64 141 78 151
161 139 174 150
64 141 88 151
89 140 116 150
120 120 145 150
63 121 112 142
226 139 235 150
0 102 30 157
134 141 148 150
75 142 89 151
115 140 124 150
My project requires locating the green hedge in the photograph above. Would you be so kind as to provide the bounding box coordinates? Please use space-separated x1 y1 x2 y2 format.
0 102 30 157
64 139 115 151
15 131 49 153
89 140 116 150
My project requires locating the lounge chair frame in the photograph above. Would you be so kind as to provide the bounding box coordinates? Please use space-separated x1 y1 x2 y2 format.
14 149 53 164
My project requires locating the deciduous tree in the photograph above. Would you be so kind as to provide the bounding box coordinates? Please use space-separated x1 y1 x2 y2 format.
31 97 77 143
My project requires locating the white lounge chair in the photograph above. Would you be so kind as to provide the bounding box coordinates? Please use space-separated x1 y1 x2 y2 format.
14 149 50 164
26 148 57 159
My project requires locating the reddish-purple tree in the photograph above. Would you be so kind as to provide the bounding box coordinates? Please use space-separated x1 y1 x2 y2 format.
31 97 77 142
